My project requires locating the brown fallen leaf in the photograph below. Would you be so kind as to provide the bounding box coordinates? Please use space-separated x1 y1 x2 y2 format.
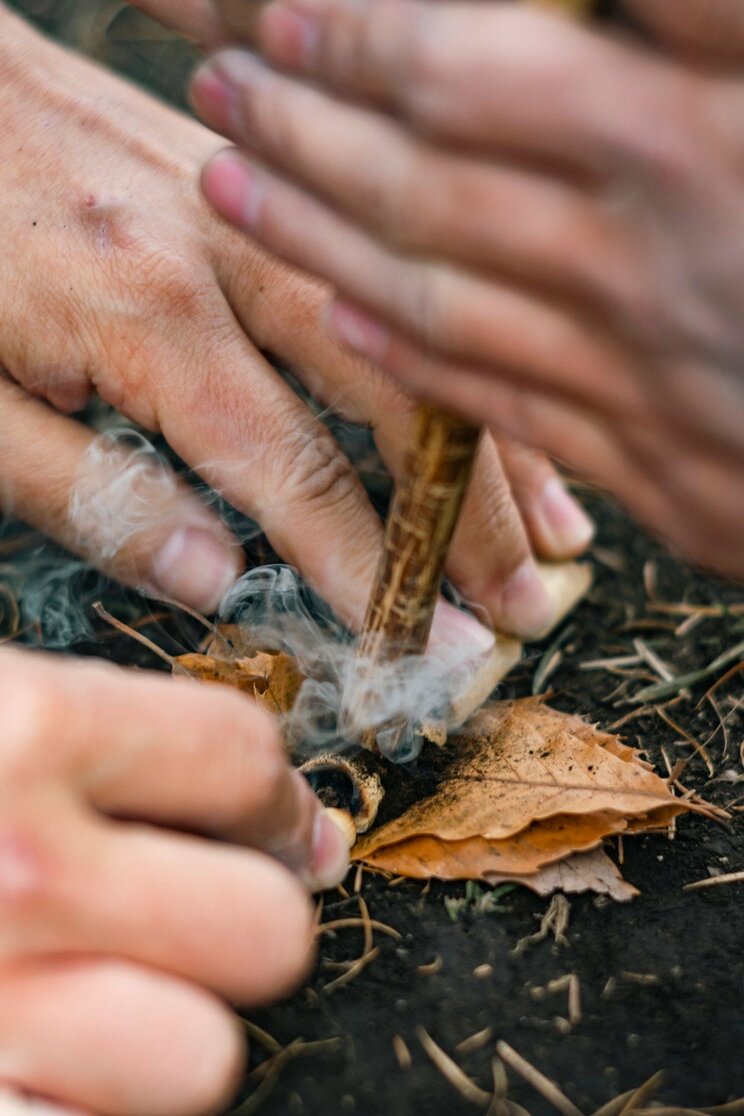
353 699 707 890
488 848 640 903
93 605 305 716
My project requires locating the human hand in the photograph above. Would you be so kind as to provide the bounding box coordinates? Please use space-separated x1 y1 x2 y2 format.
0 3 595 643
0 646 349 1115
189 0 744 580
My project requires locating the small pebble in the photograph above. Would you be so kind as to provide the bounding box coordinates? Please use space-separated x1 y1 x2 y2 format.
473 964 493 980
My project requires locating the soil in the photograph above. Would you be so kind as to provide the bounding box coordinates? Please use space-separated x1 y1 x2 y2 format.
4 4 743 1114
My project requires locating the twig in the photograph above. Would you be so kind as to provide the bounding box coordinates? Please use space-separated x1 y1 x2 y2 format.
93 602 175 666
683 870 744 892
315 918 401 941
617 1072 665 1114
455 1028 494 1058
495 1042 584 1116
633 638 675 683
241 1020 282 1055
322 946 380 993
417 1027 491 1108
655 706 714 776
632 640 744 703
392 1034 413 1070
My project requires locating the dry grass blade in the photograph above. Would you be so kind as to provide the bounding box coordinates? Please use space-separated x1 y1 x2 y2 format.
232 1038 343 1114
417 1026 492 1107
241 1020 281 1055
315 918 401 940
656 707 715 776
591 1089 637 1116
322 946 380 993
617 1071 665 1113
392 1034 413 1071
683 870 744 892
632 640 744 703
495 1042 584 1116
455 1028 494 1058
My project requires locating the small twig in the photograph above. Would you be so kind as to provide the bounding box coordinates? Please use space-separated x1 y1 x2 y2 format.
683 870 744 892
417 1027 491 1108
633 638 675 683
455 1028 494 1058
568 973 582 1027
495 1042 584 1116
316 918 401 941
656 706 715 776
632 640 744 703
322 946 380 993
617 1071 665 1114
392 1034 413 1071
241 1020 282 1054
93 602 175 666
357 894 374 957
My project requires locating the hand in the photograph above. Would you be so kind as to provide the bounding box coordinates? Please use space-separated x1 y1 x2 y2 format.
0 4 594 644
0 647 349 1115
189 0 744 580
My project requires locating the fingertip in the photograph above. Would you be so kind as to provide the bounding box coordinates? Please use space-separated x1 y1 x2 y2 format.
530 477 594 559
150 526 243 614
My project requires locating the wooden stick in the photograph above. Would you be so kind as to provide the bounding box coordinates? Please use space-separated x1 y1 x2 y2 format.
345 405 481 751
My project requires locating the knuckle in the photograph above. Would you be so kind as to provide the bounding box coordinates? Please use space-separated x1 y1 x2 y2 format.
0 667 61 775
401 262 451 350
129 245 212 323
280 428 360 513
0 824 55 934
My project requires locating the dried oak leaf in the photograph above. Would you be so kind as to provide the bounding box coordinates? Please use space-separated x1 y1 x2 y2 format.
174 626 305 716
353 698 698 889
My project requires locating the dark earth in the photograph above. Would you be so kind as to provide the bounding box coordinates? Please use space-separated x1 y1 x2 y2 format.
3 3 743 1113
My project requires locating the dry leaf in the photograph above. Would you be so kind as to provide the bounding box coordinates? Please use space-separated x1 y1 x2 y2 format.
354 698 697 890
174 644 305 716
488 848 640 902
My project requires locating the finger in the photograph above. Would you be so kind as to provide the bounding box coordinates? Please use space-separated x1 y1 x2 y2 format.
1 649 349 892
192 50 620 302
201 150 646 417
255 0 694 174
623 0 744 66
0 1089 87 1116
18 810 316 1004
127 0 222 45
322 299 643 502
0 378 242 613
138 292 391 634
496 441 594 560
0 956 243 1116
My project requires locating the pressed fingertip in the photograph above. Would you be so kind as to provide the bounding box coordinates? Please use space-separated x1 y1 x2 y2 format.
533 477 594 557
150 526 241 614
495 559 557 641
427 600 495 665
306 810 350 892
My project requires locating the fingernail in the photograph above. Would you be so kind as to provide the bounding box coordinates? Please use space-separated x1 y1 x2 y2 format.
191 63 236 133
260 3 320 68
203 151 265 230
151 527 240 614
427 600 496 665
326 302 390 360
535 478 594 556
309 810 350 891
499 559 556 640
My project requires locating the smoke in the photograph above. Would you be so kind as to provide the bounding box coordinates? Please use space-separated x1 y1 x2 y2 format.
220 565 483 762
3 418 480 761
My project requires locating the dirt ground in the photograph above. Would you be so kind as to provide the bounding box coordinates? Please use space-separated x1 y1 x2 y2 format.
4 4 744 1113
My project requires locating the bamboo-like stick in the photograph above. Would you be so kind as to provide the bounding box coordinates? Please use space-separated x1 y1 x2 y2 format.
345 406 482 752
